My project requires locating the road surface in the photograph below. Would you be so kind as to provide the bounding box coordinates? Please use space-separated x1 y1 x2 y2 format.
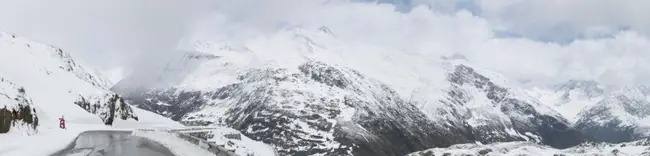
50 130 175 156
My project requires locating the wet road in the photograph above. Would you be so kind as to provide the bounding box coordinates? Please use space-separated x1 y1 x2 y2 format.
50 130 175 156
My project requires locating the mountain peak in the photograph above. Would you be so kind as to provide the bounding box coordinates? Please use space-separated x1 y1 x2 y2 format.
618 85 650 97
554 80 605 99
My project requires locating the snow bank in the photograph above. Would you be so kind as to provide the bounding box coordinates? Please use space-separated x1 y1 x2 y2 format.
0 32 103 129
0 122 106 156
0 119 183 156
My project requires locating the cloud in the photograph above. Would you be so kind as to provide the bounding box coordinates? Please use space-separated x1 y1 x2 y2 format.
363 0 650 43
472 31 650 87
0 0 214 75
1 0 650 88
193 0 650 87
477 0 650 42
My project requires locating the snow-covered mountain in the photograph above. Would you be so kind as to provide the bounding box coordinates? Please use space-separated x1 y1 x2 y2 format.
528 79 650 144
575 86 650 143
527 80 606 123
0 78 37 134
434 63 586 149
124 61 468 156
0 32 142 132
115 27 591 155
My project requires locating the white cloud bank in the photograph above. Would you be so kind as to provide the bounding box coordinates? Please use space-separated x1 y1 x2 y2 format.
0 0 215 79
0 0 649 87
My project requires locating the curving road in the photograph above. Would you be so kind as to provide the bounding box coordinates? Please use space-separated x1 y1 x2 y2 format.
50 130 175 156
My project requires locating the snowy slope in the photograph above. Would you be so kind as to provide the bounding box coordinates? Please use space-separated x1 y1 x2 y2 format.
126 61 466 156
0 32 138 128
432 62 585 149
115 27 442 98
116 27 588 155
408 139 650 156
527 80 606 123
0 32 185 156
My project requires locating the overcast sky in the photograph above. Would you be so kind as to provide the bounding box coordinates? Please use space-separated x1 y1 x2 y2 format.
0 0 648 88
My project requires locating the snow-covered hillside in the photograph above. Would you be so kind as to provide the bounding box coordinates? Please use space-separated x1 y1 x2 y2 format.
408 139 650 156
528 80 606 123
0 32 188 156
433 63 586 149
0 32 140 129
126 61 469 156
529 79 650 144
115 27 591 155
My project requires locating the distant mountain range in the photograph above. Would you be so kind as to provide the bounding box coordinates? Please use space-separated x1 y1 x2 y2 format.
111 27 650 155
0 23 647 156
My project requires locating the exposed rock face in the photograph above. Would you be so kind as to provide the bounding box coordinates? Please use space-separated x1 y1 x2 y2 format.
74 93 138 125
0 78 38 133
52 48 112 89
439 65 588 149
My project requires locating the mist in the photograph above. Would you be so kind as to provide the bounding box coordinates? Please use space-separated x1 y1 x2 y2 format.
0 0 217 82
1 0 650 88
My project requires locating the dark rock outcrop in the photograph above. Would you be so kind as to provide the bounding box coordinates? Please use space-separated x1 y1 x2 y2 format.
74 93 138 125
0 80 38 133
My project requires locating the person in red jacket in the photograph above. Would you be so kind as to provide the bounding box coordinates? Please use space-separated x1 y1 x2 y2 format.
59 115 66 129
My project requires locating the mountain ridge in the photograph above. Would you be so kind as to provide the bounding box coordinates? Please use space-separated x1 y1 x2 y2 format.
113 27 607 155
